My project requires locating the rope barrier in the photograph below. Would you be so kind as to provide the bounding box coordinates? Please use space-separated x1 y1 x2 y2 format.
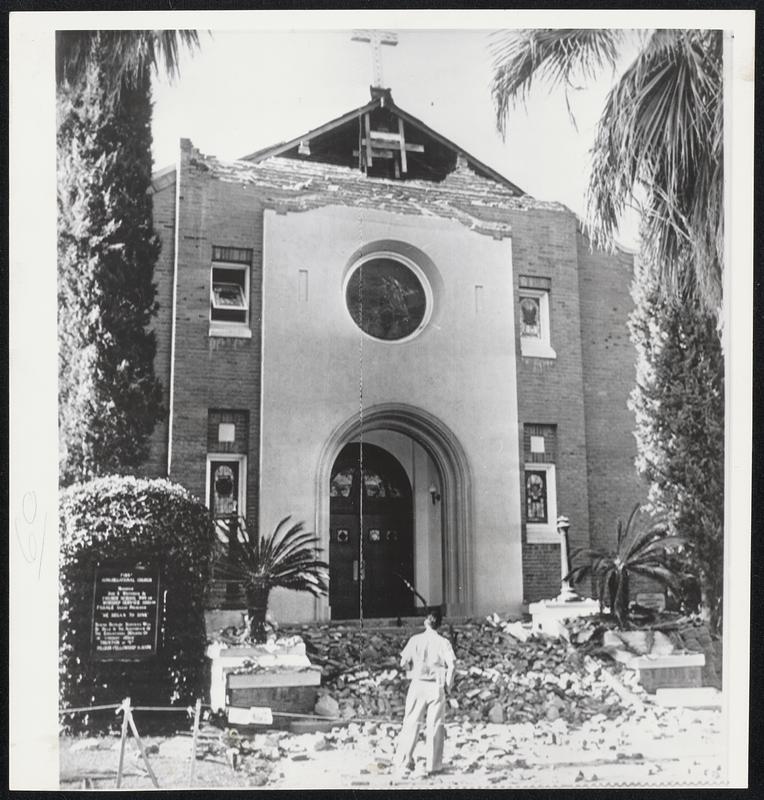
59 704 120 714
58 700 400 726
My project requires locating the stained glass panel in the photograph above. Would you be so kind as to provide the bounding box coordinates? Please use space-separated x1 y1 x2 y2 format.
363 468 403 498
519 296 541 338
212 463 238 517
525 470 547 523
330 467 354 497
346 257 427 341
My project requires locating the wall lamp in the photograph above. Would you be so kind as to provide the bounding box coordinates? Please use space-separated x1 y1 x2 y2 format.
429 484 441 505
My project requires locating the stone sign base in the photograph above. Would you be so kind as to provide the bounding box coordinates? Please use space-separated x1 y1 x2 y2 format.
528 597 600 637
226 669 322 729
206 637 322 727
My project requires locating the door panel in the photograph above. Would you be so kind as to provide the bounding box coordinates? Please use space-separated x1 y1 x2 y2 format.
362 514 413 617
329 515 359 620
329 443 415 619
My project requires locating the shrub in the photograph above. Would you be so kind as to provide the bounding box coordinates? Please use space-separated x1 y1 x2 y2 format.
58 46 163 485
59 476 214 731
628 264 724 632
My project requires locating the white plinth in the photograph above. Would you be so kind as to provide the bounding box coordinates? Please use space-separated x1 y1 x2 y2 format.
528 597 600 637
206 636 311 711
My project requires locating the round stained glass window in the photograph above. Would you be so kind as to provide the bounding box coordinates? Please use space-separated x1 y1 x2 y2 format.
345 256 429 341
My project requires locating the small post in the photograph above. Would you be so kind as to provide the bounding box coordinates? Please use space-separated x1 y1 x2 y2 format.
189 698 202 783
126 707 160 788
557 515 580 602
115 697 131 788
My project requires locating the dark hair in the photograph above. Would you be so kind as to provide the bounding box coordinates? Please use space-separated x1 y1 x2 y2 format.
425 606 443 629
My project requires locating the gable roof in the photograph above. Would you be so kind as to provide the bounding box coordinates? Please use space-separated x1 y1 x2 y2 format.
240 89 525 196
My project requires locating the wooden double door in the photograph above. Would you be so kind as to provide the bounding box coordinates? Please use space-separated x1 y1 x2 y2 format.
329 443 415 619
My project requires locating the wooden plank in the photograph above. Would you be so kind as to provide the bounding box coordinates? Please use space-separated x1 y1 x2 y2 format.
189 698 202 783
364 113 373 168
127 709 160 788
398 118 408 173
367 129 403 142
115 698 130 789
362 138 424 153
353 149 394 160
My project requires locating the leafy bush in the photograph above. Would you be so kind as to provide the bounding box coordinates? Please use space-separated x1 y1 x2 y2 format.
59 476 214 731
566 505 689 628
213 516 328 642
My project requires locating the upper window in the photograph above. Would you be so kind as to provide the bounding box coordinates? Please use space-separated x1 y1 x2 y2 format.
518 277 556 359
210 246 253 337
344 254 431 342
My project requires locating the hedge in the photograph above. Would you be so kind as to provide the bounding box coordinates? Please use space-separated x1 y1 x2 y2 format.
59 476 214 731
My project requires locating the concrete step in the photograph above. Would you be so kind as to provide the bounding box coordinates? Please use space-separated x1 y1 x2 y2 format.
654 687 723 708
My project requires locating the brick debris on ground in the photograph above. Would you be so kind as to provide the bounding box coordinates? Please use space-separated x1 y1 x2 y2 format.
284 615 649 726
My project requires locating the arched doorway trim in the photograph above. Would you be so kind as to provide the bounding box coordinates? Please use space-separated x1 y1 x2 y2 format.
315 403 473 619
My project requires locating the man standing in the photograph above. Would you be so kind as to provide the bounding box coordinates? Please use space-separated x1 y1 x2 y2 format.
394 607 456 777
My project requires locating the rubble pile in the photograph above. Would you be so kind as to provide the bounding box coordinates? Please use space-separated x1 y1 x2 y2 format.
285 614 647 726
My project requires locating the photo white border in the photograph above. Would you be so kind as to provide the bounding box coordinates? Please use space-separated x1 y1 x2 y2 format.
9 9 754 789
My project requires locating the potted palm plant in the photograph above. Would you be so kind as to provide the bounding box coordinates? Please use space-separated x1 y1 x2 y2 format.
565 505 690 629
213 515 328 642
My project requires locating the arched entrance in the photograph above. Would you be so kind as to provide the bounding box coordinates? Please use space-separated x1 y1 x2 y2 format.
329 443 415 619
316 403 473 620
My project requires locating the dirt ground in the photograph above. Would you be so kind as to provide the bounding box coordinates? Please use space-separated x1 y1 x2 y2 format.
60 702 725 790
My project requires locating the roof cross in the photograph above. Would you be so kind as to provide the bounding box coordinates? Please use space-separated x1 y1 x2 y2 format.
351 29 398 89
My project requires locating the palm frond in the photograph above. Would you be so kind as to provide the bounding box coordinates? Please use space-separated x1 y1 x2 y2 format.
212 515 329 599
491 29 625 137
586 29 723 310
627 534 687 564
628 564 684 593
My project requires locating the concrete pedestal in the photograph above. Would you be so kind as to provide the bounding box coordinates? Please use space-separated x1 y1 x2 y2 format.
206 636 317 715
528 597 600 637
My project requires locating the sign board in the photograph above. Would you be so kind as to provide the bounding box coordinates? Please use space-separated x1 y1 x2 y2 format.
227 706 274 726
91 562 161 660
636 591 666 612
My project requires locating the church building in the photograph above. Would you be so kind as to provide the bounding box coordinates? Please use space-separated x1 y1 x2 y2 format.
144 84 643 623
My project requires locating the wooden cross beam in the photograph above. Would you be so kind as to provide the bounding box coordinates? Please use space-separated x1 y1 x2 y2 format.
351 29 398 88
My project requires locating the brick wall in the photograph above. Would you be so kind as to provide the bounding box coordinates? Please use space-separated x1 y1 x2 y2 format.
167 140 264 522
576 234 647 553
509 208 592 602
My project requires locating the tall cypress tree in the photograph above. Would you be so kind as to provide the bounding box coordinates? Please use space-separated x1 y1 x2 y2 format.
628 262 725 632
58 47 163 484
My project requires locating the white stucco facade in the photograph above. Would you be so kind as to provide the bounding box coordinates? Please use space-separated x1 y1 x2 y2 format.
258 204 523 621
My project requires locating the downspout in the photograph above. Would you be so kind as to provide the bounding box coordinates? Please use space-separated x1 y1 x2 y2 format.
166 144 182 477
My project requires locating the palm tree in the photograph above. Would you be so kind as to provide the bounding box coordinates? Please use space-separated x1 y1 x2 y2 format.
566 505 689 628
213 516 329 642
56 30 199 102
491 29 723 311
